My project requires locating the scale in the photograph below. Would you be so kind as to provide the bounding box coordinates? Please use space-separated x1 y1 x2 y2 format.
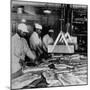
48 6 74 53
50 19 73 53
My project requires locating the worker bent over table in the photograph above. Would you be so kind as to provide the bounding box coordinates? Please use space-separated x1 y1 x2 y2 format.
29 23 48 64
11 22 36 79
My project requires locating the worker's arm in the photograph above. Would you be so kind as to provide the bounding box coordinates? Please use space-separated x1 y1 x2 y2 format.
22 38 36 61
42 41 48 52
42 36 48 49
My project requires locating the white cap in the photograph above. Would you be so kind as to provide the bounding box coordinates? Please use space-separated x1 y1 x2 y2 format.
18 23 28 32
35 23 42 30
49 29 54 32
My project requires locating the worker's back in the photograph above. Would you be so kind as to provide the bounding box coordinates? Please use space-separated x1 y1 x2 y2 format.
12 33 24 74
12 33 36 74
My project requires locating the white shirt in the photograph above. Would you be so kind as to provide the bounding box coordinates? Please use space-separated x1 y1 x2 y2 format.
43 34 54 48
29 32 42 50
12 33 36 74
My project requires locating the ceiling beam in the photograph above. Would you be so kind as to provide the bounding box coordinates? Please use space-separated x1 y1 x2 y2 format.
11 0 61 7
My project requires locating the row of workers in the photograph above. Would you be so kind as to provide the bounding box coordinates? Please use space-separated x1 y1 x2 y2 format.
11 19 54 79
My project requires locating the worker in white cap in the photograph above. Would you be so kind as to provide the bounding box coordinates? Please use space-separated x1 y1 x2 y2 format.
34 23 42 36
11 23 36 79
43 29 54 49
29 23 47 64
29 23 42 49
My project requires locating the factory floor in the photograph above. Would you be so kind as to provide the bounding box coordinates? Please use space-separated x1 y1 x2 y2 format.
11 54 88 89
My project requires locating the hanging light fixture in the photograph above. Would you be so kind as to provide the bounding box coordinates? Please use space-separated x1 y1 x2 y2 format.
43 9 51 14
43 3 51 14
